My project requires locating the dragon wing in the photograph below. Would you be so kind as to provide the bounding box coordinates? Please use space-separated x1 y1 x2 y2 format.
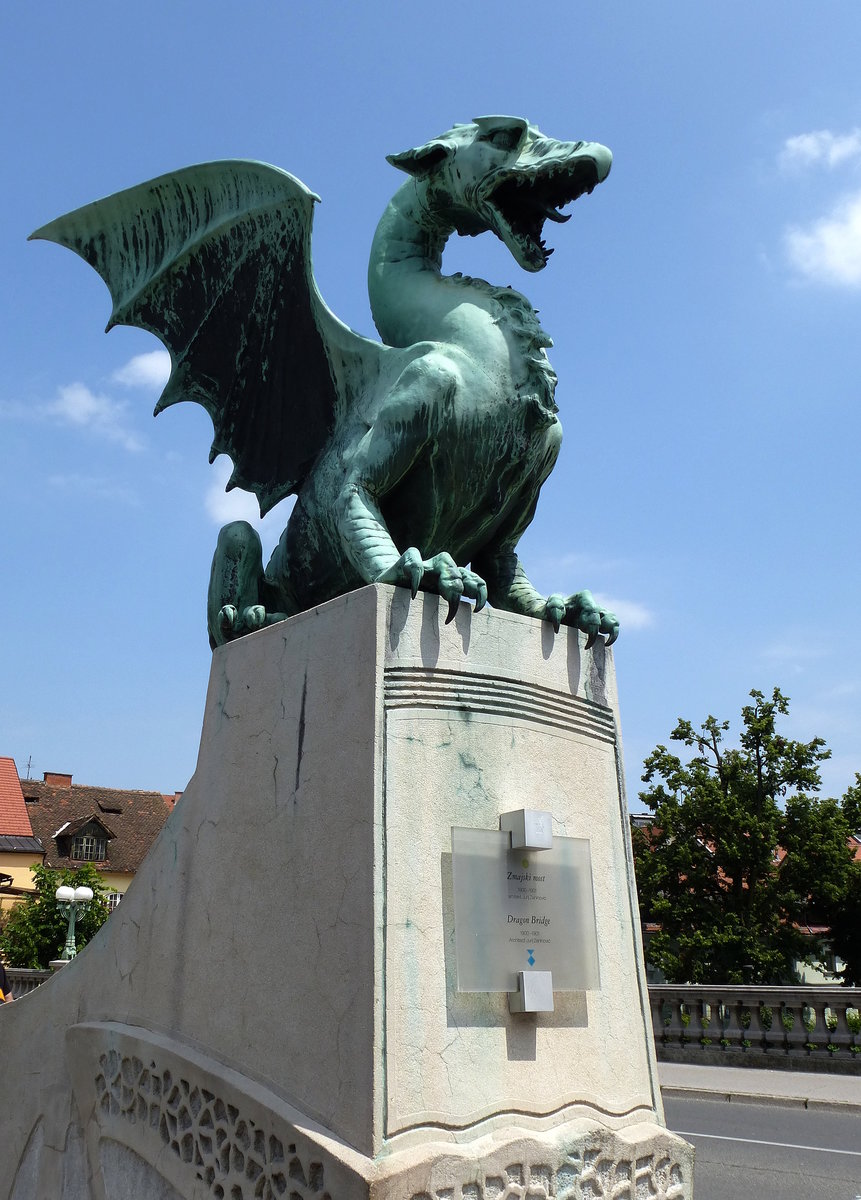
30 160 383 514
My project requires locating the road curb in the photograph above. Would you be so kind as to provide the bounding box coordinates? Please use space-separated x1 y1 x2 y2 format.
661 1083 861 1114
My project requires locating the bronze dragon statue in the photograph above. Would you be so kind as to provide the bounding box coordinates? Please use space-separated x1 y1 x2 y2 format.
32 115 619 649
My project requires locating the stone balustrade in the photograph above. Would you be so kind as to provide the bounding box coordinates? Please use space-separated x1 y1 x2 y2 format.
5 967 52 998
650 984 861 1068
5 968 861 1072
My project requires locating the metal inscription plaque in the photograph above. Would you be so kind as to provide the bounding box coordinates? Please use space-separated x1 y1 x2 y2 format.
451 827 600 993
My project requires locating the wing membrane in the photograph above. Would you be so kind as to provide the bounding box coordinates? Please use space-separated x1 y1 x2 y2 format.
31 160 351 513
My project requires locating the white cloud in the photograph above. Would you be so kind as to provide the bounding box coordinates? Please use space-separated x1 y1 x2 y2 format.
204 459 262 525
112 350 171 389
593 595 653 630
204 456 295 556
1 352 166 450
759 639 824 664
784 190 861 286
547 551 628 575
48 473 141 506
780 128 861 171
45 383 145 451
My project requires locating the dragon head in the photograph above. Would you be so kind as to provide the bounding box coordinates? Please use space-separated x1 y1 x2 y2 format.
387 115 612 272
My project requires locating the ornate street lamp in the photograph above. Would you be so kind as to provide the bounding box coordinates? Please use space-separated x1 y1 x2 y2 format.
55 884 94 961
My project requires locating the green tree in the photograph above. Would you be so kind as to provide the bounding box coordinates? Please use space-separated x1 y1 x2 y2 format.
826 774 861 984
780 795 854 922
0 863 112 969
632 688 852 984
829 863 861 986
841 773 861 835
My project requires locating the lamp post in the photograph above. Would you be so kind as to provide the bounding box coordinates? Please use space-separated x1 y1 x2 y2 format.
55 884 94 961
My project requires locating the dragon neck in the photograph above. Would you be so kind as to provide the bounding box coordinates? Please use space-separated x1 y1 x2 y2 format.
368 178 509 348
367 178 559 422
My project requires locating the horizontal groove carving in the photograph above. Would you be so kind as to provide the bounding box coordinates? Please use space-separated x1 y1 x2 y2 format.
384 667 615 745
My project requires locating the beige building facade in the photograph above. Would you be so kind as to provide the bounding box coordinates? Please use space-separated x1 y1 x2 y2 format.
0 758 179 914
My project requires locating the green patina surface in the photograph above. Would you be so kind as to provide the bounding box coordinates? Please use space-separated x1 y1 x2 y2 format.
32 116 619 649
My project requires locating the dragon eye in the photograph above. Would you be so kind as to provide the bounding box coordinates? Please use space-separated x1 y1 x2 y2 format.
483 128 522 151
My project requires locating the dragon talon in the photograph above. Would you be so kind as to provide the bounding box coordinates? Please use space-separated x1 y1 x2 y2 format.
584 630 598 649
244 605 266 630
218 604 237 633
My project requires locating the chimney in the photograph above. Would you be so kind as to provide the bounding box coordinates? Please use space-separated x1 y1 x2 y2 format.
44 771 73 788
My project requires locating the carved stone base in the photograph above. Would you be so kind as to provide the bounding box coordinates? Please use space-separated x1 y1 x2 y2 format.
66 1024 690 1200
1 587 693 1197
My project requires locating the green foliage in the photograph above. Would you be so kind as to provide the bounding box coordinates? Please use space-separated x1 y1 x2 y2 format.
759 1005 773 1031
780 1009 795 1032
828 851 861 985
832 774 861 984
846 1008 861 1036
0 864 111 969
781 794 854 919
632 688 851 984
842 774 861 834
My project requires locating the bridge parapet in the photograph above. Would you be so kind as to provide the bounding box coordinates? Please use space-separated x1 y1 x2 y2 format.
650 984 861 1071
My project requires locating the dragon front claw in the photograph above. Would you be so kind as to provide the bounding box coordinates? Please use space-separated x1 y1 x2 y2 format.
543 589 619 647
218 604 238 636
376 549 487 621
216 603 267 643
545 593 567 634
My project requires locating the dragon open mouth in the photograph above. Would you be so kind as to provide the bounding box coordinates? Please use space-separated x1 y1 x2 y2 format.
486 158 601 271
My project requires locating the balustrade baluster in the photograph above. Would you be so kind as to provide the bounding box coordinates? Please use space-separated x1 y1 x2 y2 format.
755 999 774 1050
698 1000 713 1046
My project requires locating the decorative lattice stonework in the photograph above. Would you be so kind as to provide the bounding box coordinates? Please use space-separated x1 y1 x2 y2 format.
86 1036 691 1200
408 1146 687 1200
95 1050 330 1200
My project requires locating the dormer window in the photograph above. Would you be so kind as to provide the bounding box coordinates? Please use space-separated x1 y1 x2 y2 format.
71 831 107 861
58 816 114 863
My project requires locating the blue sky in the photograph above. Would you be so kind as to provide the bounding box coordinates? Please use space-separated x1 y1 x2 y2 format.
2 2 859 803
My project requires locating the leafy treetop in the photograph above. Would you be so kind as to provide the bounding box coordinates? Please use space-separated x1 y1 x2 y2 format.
633 688 859 985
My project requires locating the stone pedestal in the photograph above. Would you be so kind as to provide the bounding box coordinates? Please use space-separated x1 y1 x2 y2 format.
0 585 693 1199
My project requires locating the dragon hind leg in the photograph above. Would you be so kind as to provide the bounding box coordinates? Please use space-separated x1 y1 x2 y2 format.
207 521 291 648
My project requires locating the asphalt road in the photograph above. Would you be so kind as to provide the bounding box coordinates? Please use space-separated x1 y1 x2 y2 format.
663 1095 861 1200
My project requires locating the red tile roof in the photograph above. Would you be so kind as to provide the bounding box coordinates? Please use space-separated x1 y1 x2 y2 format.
21 775 174 875
0 758 35 838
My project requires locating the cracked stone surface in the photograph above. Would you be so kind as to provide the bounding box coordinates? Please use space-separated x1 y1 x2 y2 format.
0 586 692 1198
